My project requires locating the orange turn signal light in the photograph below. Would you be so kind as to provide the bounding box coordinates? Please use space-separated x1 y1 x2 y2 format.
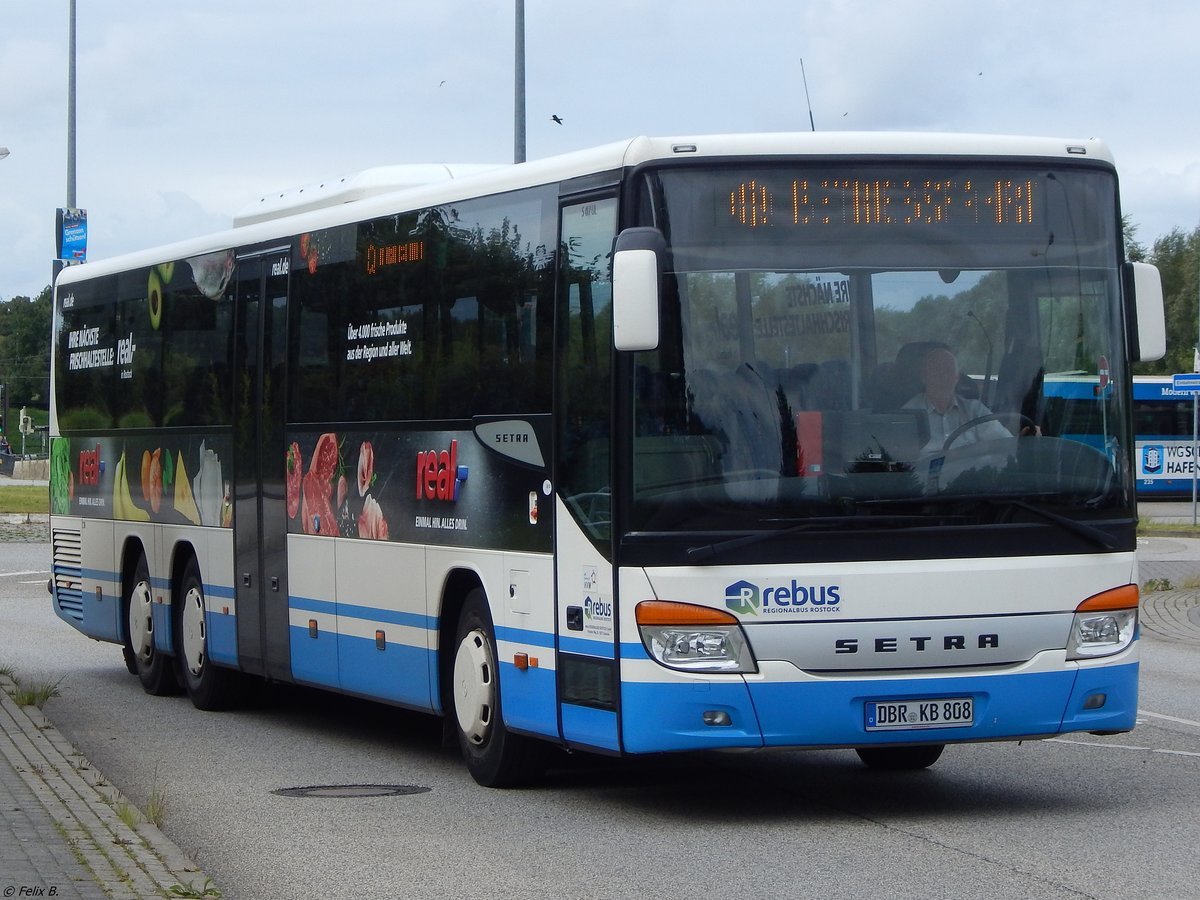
635 600 739 627
1075 584 1139 612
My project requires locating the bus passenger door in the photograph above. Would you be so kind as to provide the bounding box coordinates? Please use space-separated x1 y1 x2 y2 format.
554 196 621 752
231 249 293 681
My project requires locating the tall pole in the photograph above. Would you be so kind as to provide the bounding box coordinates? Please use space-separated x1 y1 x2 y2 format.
514 0 526 164
800 57 815 132
67 0 77 207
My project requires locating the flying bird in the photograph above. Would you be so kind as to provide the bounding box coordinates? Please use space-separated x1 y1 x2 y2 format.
551 114 564 125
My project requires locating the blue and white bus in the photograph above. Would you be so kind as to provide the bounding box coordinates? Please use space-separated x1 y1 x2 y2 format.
1044 375 1195 497
49 132 1165 786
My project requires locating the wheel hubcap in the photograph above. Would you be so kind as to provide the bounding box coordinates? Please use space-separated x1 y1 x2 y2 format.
181 585 206 676
128 580 154 664
453 628 494 745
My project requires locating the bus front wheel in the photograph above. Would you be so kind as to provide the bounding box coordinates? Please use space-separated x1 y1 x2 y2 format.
451 589 541 787
123 555 178 695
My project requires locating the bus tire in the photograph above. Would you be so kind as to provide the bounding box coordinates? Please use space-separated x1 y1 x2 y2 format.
175 558 240 711
123 555 178 695
451 589 541 787
855 744 945 771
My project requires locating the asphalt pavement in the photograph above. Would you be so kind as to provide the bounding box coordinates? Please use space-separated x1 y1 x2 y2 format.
1 505 1199 898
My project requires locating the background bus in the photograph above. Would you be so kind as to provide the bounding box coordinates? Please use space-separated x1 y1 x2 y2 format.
1044 375 1195 497
48 132 1165 787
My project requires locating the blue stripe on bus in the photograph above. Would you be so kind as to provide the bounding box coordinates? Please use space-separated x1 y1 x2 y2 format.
290 595 337 616
561 704 620 751
206 610 238 666
620 641 650 660
499 661 559 737
619 661 1138 753
558 636 615 658
336 631 432 709
495 625 555 648
335 602 435 631
285 627 562 735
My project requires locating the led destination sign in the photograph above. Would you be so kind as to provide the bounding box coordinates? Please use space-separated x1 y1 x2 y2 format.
727 171 1039 230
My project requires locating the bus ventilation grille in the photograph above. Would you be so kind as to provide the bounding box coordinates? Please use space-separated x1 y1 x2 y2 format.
52 527 84 622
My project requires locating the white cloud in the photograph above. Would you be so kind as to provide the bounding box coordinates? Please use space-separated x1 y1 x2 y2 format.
2 0 1199 300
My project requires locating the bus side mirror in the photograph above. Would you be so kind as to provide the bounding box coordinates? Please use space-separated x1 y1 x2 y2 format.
612 227 665 352
1127 261 1165 362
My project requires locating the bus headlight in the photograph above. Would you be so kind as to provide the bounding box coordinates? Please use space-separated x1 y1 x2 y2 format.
1066 585 1138 660
636 600 757 674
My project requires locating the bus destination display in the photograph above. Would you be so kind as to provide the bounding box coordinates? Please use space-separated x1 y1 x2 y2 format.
727 171 1039 231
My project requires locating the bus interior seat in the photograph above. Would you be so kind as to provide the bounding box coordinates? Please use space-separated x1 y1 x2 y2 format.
993 345 1045 422
808 359 852 411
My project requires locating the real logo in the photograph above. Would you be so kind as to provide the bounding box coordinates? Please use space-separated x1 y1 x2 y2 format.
416 440 468 502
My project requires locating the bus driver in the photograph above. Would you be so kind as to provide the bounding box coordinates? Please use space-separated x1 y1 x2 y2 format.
903 346 1013 452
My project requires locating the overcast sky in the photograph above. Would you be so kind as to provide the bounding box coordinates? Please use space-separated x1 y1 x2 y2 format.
2 0 1198 300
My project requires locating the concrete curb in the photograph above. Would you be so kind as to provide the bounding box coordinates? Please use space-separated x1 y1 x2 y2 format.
0 675 216 898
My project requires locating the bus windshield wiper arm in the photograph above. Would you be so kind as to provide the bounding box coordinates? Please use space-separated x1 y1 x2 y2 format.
983 498 1118 551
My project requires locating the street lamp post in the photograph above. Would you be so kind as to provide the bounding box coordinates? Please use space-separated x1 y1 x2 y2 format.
514 0 526 164
67 0 77 207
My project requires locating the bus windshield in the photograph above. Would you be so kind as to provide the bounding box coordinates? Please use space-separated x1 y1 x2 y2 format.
627 163 1130 534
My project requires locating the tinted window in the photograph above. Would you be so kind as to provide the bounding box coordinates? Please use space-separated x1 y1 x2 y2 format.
290 186 556 423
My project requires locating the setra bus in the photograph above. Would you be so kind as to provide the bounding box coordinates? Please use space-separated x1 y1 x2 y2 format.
48 133 1165 786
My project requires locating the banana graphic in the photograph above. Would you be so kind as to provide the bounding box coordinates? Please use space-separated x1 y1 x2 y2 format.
113 450 150 522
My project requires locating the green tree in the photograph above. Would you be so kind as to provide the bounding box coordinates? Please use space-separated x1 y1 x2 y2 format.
1123 215 1147 263
1135 225 1200 375
0 285 52 411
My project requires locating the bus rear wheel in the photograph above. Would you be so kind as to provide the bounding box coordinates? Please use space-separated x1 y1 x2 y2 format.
175 558 240 710
451 589 541 787
123 556 178 695
855 744 945 771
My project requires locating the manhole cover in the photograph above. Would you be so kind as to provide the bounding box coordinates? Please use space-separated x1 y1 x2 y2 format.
272 784 431 798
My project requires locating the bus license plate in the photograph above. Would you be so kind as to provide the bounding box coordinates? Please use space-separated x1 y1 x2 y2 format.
865 697 973 731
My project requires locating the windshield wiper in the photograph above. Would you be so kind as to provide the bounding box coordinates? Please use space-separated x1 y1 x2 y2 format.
983 497 1119 551
857 493 1122 551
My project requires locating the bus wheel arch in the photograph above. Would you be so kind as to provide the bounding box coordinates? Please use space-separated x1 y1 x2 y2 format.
120 538 178 694
444 579 542 787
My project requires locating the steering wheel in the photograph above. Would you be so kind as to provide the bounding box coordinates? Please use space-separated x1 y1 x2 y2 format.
943 413 1036 451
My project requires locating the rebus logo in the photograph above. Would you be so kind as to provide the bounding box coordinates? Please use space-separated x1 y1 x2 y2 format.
416 440 468 501
725 578 842 617
725 580 760 616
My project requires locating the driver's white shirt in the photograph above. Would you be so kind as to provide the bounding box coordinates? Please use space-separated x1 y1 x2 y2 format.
902 393 1012 452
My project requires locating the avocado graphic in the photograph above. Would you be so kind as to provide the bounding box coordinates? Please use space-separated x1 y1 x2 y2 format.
157 261 175 283
148 268 163 330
